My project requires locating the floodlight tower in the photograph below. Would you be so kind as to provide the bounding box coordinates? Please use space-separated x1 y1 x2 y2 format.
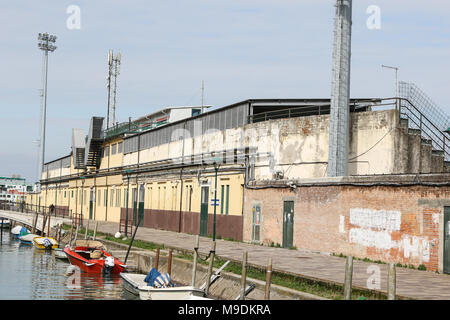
327 0 353 177
37 32 57 186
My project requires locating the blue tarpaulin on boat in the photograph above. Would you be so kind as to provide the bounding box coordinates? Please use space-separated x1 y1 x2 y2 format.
144 268 161 286
144 268 173 287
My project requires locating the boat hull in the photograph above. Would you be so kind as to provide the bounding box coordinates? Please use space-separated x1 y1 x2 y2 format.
120 273 206 300
33 237 58 250
64 247 126 274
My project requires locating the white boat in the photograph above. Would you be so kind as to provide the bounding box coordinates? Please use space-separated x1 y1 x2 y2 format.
19 234 40 245
11 226 29 239
0 219 10 228
120 273 207 300
54 248 68 260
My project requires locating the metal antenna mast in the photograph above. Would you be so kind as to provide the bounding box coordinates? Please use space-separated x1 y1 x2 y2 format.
327 0 352 177
112 51 122 126
37 32 57 186
106 50 122 128
106 50 113 129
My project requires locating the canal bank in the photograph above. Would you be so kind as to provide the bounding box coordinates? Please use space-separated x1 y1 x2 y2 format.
66 218 450 300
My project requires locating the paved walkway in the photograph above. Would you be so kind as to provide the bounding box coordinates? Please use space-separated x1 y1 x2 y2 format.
3 210 450 300
83 220 450 300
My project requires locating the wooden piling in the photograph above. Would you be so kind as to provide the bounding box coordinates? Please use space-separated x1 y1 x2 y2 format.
191 235 199 287
204 241 216 297
47 214 51 237
72 225 79 248
84 219 89 240
155 247 160 270
68 224 74 246
31 212 38 234
41 215 47 237
167 249 173 277
240 251 248 300
265 257 273 300
93 221 98 240
344 256 353 300
387 263 396 300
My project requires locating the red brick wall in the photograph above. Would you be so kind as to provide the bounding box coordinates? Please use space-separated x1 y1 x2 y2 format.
120 208 243 241
244 185 449 272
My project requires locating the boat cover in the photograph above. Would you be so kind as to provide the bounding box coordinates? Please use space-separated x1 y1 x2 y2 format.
11 225 23 235
144 268 173 288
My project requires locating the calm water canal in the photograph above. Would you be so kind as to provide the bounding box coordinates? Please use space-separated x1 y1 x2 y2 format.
0 228 137 300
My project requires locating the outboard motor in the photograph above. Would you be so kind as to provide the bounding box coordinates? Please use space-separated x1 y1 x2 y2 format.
103 256 115 275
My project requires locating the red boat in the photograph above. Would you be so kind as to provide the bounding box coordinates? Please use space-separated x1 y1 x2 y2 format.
64 240 126 274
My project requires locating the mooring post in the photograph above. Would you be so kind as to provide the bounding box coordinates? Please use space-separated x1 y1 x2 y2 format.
93 221 98 240
191 235 199 287
204 241 216 297
68 223 74 246
240 251 248 300
31 212 38 234
155 247 160 270
265 257 273 300
344 256 354 300
58 225 62 243
72 225 79 248
387 263 396 300
168 248 173 277
84 219 89 240
41 214 47 237
1 218 4 244
47 214 51 237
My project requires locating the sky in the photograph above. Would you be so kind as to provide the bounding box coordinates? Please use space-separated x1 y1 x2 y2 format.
0 0 449 183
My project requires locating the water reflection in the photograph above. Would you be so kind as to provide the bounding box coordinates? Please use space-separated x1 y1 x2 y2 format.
0 230 137 300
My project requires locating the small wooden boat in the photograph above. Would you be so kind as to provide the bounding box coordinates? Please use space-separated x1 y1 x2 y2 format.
11 226 29 239
33 237 59 250
64 240 126 274
120 272 207 300
19 234 40 245
0 219 10 228
54 248 68 260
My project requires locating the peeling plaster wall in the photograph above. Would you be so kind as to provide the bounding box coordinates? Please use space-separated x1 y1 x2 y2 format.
123 109 399 180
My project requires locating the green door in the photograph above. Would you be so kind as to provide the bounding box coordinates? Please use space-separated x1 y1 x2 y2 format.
444 207 450 274
138 185 145 226
283 201 294 248
200 186 209 236
89 189 94 220
132 188 137 226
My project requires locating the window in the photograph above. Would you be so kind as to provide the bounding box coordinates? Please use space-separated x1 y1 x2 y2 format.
103 146 110 157
118 142 123 153
98 190 101 206
111 144 117 155
110 189 115 207
104 189 108 207
124 188 128 207
116 189 121 207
